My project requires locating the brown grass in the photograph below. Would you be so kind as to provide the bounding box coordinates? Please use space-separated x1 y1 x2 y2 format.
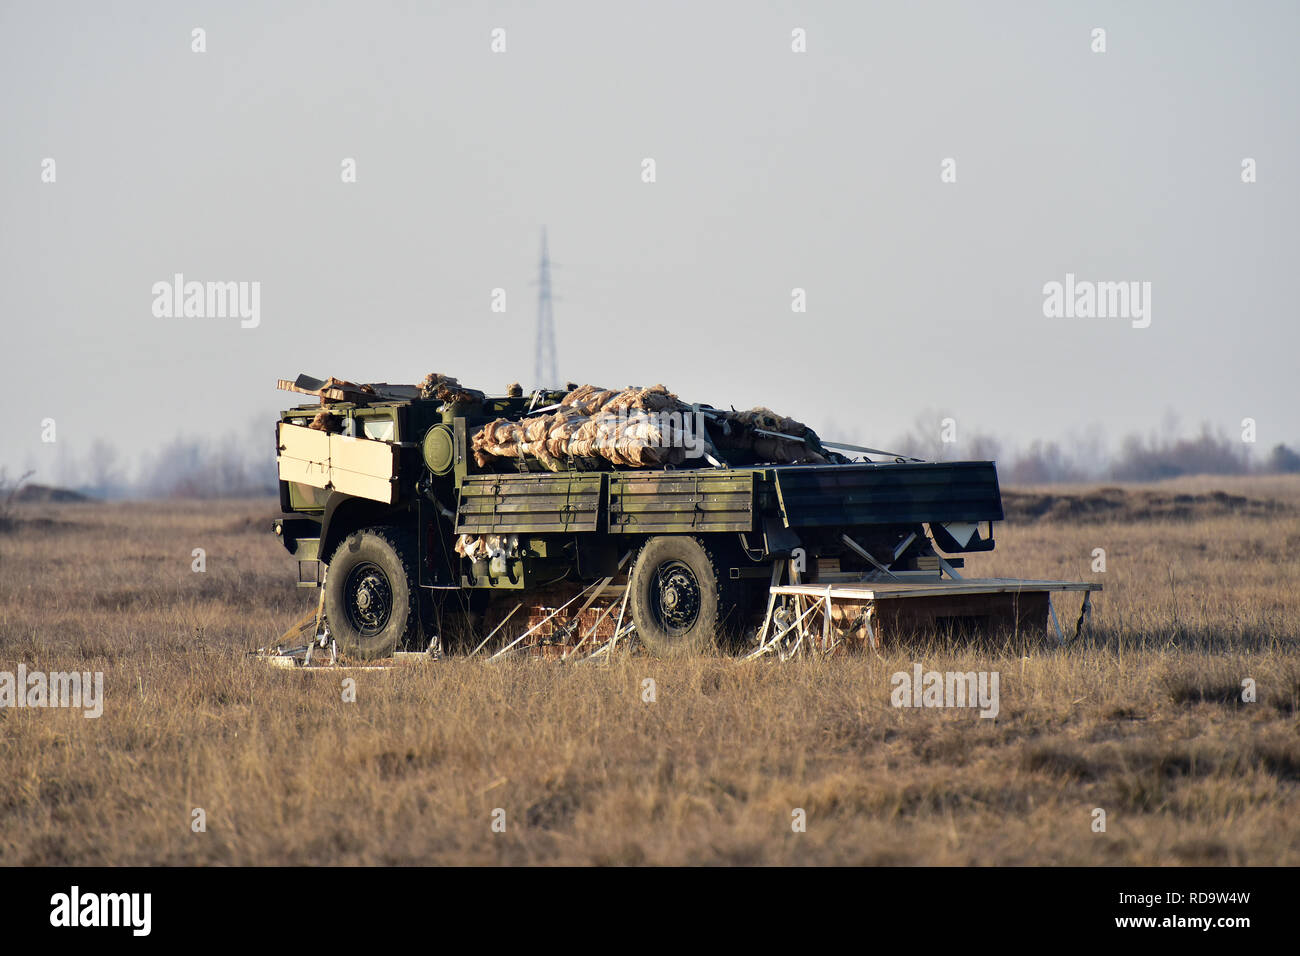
1 479 1298 865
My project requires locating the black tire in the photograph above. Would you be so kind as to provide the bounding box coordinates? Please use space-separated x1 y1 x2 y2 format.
629 536 730 656
324 526 419 660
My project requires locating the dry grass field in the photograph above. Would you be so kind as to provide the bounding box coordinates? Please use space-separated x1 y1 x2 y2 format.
1 476 1297 865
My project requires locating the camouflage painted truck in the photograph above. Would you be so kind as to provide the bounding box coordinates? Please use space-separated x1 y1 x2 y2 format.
272 374 1005 658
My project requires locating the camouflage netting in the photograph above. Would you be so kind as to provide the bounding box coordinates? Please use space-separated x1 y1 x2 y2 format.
307 410 344 434
472 384 691 470
712 406 828 465
455 533 508 559
418 372 484 405
470 383 828 472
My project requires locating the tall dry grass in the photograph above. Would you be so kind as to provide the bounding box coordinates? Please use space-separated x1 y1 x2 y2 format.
0 479 1297 865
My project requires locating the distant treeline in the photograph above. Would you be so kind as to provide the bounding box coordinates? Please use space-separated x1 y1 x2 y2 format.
17 425 278 500
136 434 279 498
884 419 1300 484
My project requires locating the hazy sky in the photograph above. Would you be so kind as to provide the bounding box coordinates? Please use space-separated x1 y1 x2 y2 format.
2 0 1297 479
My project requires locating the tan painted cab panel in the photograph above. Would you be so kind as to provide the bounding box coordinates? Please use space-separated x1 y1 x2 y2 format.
277 422 397 504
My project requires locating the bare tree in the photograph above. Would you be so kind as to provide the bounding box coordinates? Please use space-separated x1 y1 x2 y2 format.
86 439 122 492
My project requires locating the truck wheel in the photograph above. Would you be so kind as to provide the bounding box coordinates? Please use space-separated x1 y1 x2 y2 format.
629 536 729 656
325 527 418 660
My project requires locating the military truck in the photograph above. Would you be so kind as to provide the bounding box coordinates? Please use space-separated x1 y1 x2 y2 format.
272 375 1004 658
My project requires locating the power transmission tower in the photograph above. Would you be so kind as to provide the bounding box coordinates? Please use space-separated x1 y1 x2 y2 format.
533 227 558 389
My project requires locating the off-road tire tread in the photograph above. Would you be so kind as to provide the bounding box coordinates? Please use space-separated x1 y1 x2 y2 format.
630 535 737 656
325 525 419 660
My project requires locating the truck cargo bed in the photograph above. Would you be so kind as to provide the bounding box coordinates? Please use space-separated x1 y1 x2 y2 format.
453 461 1002 537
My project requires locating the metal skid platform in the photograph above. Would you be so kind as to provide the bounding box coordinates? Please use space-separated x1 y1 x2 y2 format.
748 573 1101 659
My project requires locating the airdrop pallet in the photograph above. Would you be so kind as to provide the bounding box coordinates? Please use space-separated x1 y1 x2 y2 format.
749 575 1100 659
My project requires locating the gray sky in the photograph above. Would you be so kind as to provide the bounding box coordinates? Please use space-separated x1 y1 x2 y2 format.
2 0 1297 479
